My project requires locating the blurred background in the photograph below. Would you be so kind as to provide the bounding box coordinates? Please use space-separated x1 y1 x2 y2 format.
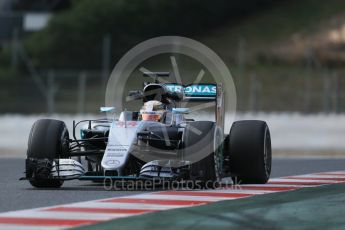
0 0 345 156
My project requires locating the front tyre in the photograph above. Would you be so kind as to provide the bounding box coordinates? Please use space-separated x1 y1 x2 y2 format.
26 119 69 188
229 120 272 184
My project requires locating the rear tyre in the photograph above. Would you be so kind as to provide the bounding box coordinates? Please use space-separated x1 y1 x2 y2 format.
26 119 69 188
183 121 222 188
228 120 271 184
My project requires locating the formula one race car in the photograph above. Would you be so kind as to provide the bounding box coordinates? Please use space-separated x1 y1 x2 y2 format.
22 72 272 188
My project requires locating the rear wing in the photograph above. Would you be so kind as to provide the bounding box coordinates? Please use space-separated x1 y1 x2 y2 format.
164 83 217 101
165 83 225 131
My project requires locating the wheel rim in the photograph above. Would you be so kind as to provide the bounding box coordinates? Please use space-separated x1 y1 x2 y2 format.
60 127 69 156
263 126 272 178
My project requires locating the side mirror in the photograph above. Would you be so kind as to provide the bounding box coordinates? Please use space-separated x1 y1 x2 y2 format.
127 90 143 101
100 107 115 113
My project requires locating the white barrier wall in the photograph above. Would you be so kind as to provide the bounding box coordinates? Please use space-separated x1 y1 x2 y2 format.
0 113 344 156
237 113 345 152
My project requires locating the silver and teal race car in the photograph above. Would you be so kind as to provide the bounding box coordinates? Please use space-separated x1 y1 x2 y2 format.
22 72 272 188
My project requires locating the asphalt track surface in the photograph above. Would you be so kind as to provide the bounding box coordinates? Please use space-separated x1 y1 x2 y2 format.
1 157 345 213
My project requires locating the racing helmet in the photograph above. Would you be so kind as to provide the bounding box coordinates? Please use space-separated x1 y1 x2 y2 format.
140 100 165 121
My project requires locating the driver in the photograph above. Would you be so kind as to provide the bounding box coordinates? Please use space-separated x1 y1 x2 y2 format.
140 100 166 122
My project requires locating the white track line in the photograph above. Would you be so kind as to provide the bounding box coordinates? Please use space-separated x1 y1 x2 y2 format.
124 194 233 202
0 225 63 230
239 183 312 187
269 178 340 183
289 174 345 179
203 189 273 194
66 201 183 210
0 210 128 221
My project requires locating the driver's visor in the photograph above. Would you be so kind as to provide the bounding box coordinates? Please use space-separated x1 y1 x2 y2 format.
141 113 162 121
